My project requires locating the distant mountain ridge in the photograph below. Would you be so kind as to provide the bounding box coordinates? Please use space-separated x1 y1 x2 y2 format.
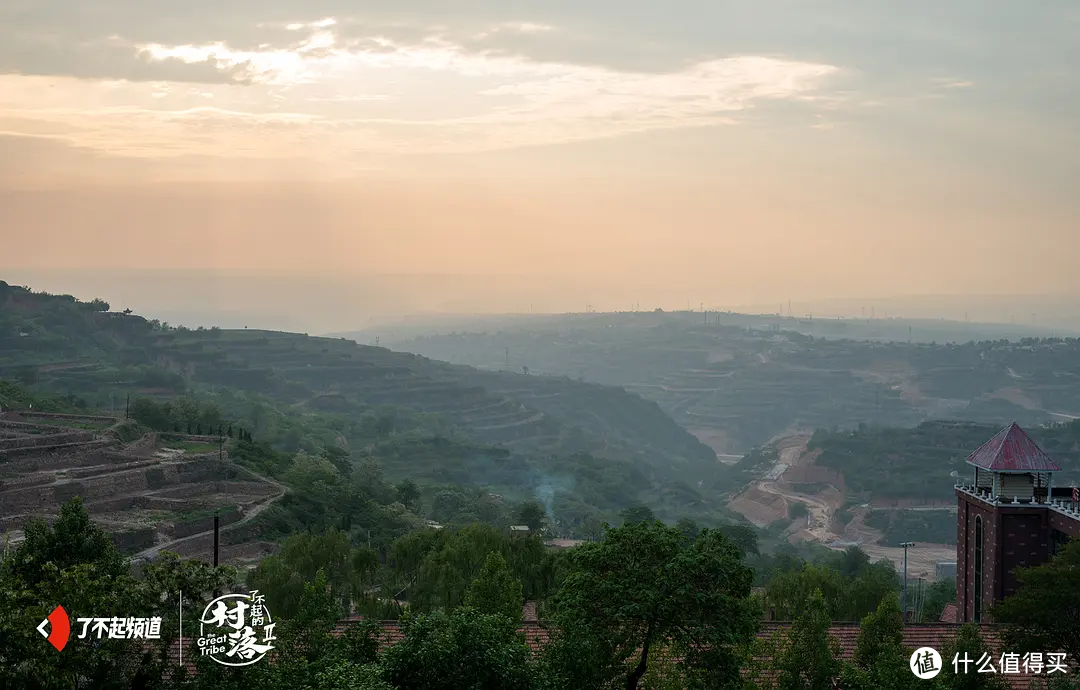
369 311 1080 453
0 280 721 521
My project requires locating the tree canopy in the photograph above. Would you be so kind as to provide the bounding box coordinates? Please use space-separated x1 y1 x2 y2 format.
543 519 759 689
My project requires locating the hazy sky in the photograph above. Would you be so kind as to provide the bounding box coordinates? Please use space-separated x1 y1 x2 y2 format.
3 1 1079 320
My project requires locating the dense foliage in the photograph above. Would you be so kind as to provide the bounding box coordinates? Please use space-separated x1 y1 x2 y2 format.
4 497 1078 688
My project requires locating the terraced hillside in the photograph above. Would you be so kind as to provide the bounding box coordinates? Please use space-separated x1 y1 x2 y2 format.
0 282 721 520
0 412 281 566
379 312 1080 453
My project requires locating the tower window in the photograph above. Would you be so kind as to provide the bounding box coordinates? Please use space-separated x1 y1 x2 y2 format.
974 515 984 623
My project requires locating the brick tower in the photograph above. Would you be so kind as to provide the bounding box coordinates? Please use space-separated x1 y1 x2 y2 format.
955 422 1080 622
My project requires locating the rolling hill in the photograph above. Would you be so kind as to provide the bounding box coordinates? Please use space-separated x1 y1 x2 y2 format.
0 281 724 529
368 311 1080 454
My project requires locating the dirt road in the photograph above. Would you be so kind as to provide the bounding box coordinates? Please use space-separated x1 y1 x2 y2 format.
134 466 287 562
730 434 955 577
758 480 833 541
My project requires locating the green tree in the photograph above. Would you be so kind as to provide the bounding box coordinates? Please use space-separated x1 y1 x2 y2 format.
765 558 898 623
309 662 393 690
261 569 346 688
718 523 760 556
405 524 554 613
765 564 845 620
829 547 870 579
993 540 1080 666
129 397 171 431
0 499 165 689
675 517 700 542
136 553 240 688
939 624 1010 690
580 514 606 541
619 504 655 525
773 589 841 690
247 529 379 619
382 607 539 690
544 520 759 690
923 577 956 622
518 500 547 532
464 552 523 622
9 497 126 585
395 479 420 511
838 596 921 690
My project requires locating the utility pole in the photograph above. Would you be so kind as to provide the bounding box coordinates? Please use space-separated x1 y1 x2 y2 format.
901 541 915 622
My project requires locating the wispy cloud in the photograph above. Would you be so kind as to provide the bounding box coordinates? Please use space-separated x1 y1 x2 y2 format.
0 27 840 163
933 78 974 89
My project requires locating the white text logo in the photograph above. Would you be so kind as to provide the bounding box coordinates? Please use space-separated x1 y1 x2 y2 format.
196 590 276 667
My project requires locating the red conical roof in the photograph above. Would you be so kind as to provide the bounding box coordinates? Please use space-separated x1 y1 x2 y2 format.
965 422 1062 472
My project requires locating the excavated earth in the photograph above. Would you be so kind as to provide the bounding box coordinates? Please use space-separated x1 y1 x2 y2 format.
728 433 955 579
0 412 282 568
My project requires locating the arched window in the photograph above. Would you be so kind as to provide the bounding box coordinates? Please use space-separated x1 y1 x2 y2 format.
974 515 984 623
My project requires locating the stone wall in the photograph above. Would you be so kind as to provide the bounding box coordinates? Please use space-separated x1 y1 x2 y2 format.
69 459 158 479
0 448 108 473
0 442 109 460
18 411 118 424
0 473 55 492
0 483 60 514
0 430 93 450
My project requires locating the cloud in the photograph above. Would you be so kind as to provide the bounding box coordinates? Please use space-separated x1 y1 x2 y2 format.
933 79 974 89
2 0 1075 179
0 33 255 84
0 39 838 166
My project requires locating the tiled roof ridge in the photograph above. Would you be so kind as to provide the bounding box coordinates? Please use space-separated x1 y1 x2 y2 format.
966 422 1062 472
969 423 1012 467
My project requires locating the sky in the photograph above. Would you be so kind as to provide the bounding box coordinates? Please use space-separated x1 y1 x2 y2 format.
2 1 1079 330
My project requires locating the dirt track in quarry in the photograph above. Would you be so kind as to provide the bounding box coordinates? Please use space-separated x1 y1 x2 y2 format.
727 434 955 579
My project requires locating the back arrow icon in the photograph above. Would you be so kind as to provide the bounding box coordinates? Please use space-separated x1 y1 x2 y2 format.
37 605 70 651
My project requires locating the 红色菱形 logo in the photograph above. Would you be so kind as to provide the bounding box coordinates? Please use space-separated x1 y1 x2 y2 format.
38 604 162 652
196 590 276 666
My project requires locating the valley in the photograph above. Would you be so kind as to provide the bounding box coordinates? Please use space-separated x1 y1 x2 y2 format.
7 282 1080 581
371 311 1080 574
